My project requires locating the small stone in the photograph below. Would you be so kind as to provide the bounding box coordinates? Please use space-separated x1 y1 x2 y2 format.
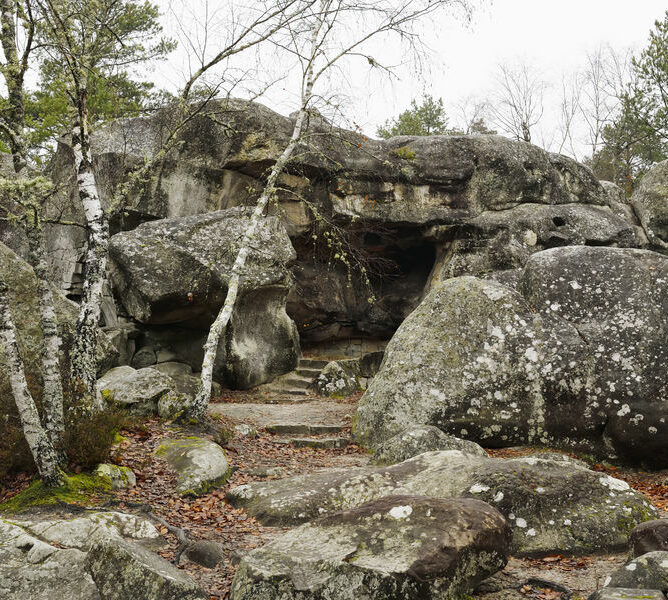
95 464 137 490
234 424 257 438
589 589 665 600
182 540 226 568
630 520 668 557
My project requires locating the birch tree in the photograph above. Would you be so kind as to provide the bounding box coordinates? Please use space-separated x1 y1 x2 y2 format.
186 0 474 420
32 0 173 409
491 62 547 144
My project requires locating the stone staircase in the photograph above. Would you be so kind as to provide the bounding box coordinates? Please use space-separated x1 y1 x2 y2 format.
257 357 330 400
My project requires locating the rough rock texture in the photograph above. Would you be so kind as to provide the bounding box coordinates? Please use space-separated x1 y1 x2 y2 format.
0 511 170 599
227 451 656 556
315 361 359 397
589 589 665 600
230 496 511 600
156 437 230 496
603 551 668 591
96 365 184 416
630 160 668 250
85 537 206 600
371 425 488 465
109 208 299 388
95 464 137 490
47 99 650 348
152 362 222 400
354 247 668 466
630 520 668 557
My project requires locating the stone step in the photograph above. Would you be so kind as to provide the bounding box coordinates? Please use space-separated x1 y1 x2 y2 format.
282 376 313 389
296 368 321 379
273 437 349 449
276 387 310 396
265 423 344 435
299 358 329 369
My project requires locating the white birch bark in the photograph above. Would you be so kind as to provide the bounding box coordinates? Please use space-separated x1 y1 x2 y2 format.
26 223 65 452
0 278 63 487
187 16 321 421
69 123 109 412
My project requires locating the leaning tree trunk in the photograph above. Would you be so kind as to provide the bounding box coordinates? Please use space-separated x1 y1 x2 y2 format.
0 278 63 487
69 94 109 412
187 53 317 421
26 222 66 454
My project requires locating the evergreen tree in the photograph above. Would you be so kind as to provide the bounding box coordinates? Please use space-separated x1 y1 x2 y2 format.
377 94 452 138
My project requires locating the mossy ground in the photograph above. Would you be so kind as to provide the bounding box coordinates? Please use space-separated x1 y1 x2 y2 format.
0 472 113 513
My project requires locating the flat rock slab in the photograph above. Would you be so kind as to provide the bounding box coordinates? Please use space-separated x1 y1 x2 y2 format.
273 437 349 449
591 590 666 600
604 551 668 591
265 423 344 435
230 496 511 600
155 437 230 496
208 401 353 431
227 451 657 557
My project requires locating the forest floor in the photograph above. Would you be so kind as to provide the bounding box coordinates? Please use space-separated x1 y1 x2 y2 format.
2 389 668 600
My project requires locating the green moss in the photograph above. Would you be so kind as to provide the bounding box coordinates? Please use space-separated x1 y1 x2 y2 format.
389 146 416 160
113 432 127 444
0 473 113 513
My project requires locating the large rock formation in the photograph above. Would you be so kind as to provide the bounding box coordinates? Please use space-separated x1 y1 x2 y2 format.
47 99 653 354
353 246 668 466
108 208 300 388
227 450 657 557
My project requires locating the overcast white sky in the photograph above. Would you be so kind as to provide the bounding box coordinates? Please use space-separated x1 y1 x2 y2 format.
153 0 667 156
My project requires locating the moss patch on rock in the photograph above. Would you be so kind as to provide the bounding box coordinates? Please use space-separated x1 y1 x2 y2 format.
0 473 113 513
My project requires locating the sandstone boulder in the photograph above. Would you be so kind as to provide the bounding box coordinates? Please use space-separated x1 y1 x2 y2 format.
603 551 668 592
227 451 656 556
230 496 511 600
0 511 180 600
109 208 299 388
371 425 488 465
630 520 668 557
155 436 230 496
96 365 185 416
354 246 668 466
85 537 206 600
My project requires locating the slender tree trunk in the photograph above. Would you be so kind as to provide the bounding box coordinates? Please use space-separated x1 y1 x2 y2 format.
187 26 319 421
0 278 63 487
69 87 109 411
0 0 27 173
26 221 65 453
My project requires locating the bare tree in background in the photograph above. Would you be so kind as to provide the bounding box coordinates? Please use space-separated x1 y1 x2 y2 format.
491 62 547 144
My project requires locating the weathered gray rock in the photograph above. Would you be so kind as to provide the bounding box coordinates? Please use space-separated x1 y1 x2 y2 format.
182 540 226 568
95 464 137 490
589 589 665 600
631 160 668 249
354 246 668 466
131 345 157 368
49 99 647 349
372 425 488 465
603 551 668 592
85 537 206 599
315 361 359 397
152 362 222 401
0 512 167 600
227 451 656 556
96 365 184 416
109 208 300 388
630 520 668 557
156 436 230 496
230 496 511 600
